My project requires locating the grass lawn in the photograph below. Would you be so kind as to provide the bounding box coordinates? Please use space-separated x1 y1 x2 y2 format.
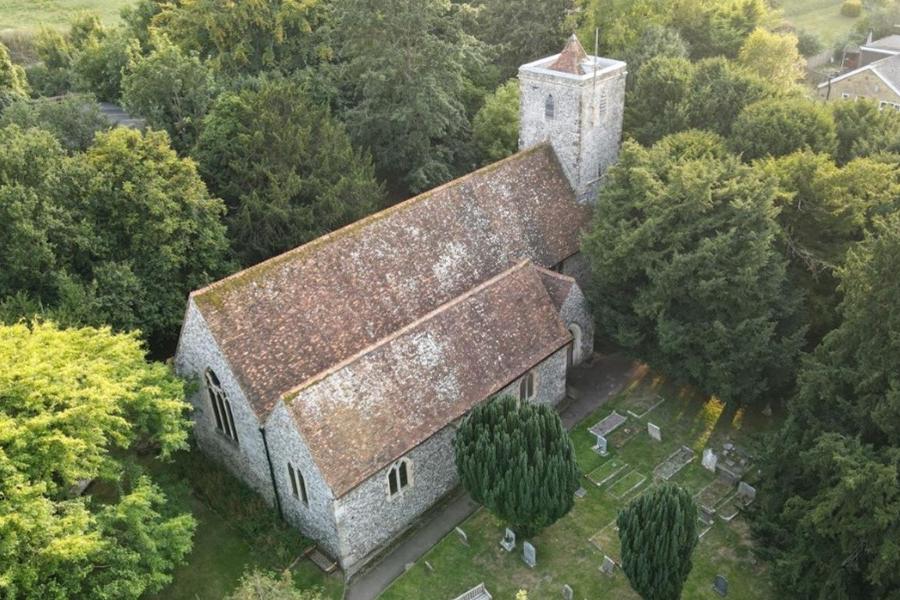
780 0 862 46
381 371 782 600
141 451 344 600
0 0 135 32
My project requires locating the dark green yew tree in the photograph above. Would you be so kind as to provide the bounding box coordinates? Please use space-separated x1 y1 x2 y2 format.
454 395 580 537
582 132 804 407
617 484 698 600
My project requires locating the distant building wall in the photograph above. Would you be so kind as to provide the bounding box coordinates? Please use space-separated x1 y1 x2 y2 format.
819 70 900 106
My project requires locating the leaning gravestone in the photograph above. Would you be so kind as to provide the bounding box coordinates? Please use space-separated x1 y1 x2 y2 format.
500 528 516 552
737 481 757 505
523 541 536 568
600 555 615 575
562 584 573 600
702 448 718 472
713 574 728 597
594 433 609 456
455 526 469 546
575 486 587 499
647 422 662 442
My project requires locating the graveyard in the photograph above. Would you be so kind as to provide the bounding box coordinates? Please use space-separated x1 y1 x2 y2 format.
381 368 779 599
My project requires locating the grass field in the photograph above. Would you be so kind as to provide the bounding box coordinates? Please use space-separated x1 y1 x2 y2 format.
382 373 782 600
780 0 861 46
0 0 135 32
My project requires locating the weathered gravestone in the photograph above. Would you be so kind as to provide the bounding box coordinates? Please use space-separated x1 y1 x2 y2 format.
737 481 757 505
713 574 728 597
600 555 615 575
575 486 587 499
455 527 469 546
500 528 516 552
562 584 573 600
594 433 609 456
647 422 662 442
702 448 718 472
523 541 536 568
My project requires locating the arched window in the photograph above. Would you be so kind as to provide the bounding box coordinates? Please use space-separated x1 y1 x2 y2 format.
545 95 555 120
205 369 238 443
568 324 583 367
519 371 535 402
388 459 411 497
287 462 308 505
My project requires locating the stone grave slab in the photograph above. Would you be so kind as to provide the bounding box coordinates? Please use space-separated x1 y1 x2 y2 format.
653 445 695 480
586 459 627 487
562 584 573 600
647 422 662 442
589 411 627 439
737 481 757 505
523 541 536 568
600 555 616 575
500 528 516 552
713 574 728 597
702 448 718 472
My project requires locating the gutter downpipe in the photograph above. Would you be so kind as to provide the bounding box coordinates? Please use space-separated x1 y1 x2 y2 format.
259 427 283 520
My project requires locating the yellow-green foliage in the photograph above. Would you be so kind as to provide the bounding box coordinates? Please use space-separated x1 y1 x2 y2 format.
841 0 862 18
738 28 805 88
0 321 195 599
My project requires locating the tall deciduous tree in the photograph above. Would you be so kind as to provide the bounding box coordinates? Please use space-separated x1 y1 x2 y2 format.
472 79 520 165
730 97 837 160
582 132 804 406
122 36 214 152
454 395 580 537
475 0 574 81
333 0 485 193
617 484 698 600
0 125 232 356
1 95 110 152
227 569 324 600
752 214 900 599
194 77 383 266
737 28 805 88
0 41 28 109
0 321 195 599
150 0 329 77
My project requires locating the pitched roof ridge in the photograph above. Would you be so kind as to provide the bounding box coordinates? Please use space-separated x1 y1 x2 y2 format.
532 264 577 285
191 144 552 303
280 259 538 402
548 34 589 74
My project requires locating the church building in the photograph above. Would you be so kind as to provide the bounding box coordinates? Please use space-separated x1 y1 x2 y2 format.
174 36 626 576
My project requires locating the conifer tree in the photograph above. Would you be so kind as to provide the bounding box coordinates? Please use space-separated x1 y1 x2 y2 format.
454 395 580 537
617 484 698 600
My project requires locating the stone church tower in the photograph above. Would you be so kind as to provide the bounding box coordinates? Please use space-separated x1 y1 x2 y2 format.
519 35 627 203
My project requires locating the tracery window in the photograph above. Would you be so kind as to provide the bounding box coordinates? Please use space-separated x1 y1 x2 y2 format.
206 369 238 443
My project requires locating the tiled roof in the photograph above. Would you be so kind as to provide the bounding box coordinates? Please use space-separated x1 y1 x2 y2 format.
536 267 576 310
873 54 900 90
865 35 900 52
191 144 588 420
548 34 588 74
283 261 572 497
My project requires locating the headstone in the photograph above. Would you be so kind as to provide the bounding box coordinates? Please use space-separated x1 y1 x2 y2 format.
455 526 469 546
647 422 662 442
713 574 728 597
702 448 718 472
575 486 587 499
424 561 434 572
562 584 573 600
594 433 609 456
737 481 757 504
723 442 734 452
600 555 615 575
523 541 536 568
500 528 516 552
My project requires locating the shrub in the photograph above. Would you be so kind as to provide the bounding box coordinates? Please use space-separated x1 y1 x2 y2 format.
841 0 862 18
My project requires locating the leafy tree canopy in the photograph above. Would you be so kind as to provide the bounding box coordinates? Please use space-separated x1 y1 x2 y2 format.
472 79 520 165
618 484 698 600
0 95 111 152
752 214 900 599
0 125 232 356
831 98 900 164
121 36 214 152
0 41 28 109
150 0 330 78
737 28 805 89
582 133 804 406
227 569 324 600
194 76 383 265
334 0 486 193
0 321 195 599
730 97 837 160
454 395 580 537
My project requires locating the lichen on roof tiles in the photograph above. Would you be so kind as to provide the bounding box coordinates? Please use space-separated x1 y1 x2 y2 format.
191 144 588 421
284 261 572 497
